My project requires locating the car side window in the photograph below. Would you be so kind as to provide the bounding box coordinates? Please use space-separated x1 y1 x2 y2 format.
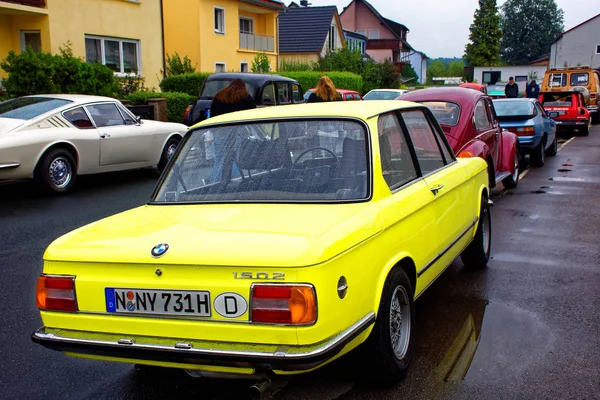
486 99 498 125
536 103 546 116
291 84 303 103
63 107 94 129
117 104 137 125
345 94 353 101
261 83 276 106
401 109 446 175
86 103 125 127
353 94 362 101
277 83 291 105
473 99 491 130
377 112 418 190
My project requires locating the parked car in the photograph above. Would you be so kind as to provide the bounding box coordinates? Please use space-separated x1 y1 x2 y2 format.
0 95 187 193
459 83 488 95
492 98 557 168
303 88 362 102
541 66 600 123
184 73 303 126
539 91 591 136
401 87 520 189
363 89 409 100
487 83 508 99
33 101 491 388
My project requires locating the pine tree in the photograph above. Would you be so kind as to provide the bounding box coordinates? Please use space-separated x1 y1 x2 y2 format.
464 0 502 67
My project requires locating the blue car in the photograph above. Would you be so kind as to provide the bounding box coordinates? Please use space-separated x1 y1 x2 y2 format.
493 98 557 167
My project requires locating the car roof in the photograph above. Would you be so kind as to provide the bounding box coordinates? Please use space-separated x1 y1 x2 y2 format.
401 87 485 104
206 73 298 84
23 94 117 105
493 98 537 102
195 100 422 128
539 91 579 95
307 88 359 94
367 89 405 92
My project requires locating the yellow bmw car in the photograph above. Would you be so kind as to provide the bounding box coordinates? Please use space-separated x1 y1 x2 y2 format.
33 101 490 388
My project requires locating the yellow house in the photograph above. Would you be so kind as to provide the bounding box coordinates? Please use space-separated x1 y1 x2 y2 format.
0 0 164 87
162 0 285 73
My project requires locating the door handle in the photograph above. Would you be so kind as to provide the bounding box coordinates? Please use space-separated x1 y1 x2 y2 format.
100 133 110 139
430 184 444 195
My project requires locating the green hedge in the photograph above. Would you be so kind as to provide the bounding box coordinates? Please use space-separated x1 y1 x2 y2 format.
127 91 195 124
159 72 212 96
276 71 363 94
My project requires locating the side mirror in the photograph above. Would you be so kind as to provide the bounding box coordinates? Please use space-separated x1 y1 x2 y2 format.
136 115 142 125
580 108 586 115
548 111 559 118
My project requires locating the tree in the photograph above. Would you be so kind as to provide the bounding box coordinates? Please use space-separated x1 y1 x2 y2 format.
426 59 447 84
500 0 564 65
400 64 419 84
447 60 466 77
251 52 270 73
464 0 502 67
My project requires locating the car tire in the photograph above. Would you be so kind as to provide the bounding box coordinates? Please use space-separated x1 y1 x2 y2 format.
157 136 180 172
592 112 599 125
35 148 77 194
502 148 519 189
545 136 558 156
530 137 546 167
461 196 491 269
578 120 590 137
360 268 415 384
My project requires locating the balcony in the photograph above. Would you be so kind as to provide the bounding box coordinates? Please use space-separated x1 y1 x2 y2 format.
239 32 274 53
3 0 45 6
0 0 47 15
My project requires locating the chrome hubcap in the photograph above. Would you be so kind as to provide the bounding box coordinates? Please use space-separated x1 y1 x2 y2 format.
512 155 519 181
49 157 72 189
167 144 178 161
482 208 490 254
389 285 411 360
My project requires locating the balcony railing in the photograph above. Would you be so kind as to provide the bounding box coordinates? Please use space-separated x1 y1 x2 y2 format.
2 0 46 7
239 32 274 52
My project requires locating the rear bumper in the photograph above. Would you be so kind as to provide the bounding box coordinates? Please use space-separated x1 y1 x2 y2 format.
517 136 543 152
32 312 375 372
554 119 589 128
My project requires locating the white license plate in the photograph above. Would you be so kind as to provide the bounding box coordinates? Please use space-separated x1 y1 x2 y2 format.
105 288 211 316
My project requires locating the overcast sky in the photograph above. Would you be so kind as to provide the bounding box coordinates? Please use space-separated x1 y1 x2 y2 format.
308 0 600 58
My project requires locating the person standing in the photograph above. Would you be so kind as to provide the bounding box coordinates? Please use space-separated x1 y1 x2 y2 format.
210 79 256 117
505 77 519 98
526 80 540 99
306 76 342 103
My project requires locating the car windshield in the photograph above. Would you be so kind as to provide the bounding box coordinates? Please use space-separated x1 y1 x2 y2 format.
493 100 535 117
0 97 72 120
364 91 401 100
421 101 460 126
540 93 572 107
201 80 254 99
153 119 369 203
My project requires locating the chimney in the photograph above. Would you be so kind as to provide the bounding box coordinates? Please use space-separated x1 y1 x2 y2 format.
300 0 310 6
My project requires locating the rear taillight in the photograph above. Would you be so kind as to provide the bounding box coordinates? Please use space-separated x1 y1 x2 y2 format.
183 105 191 120
251 284 317 325
36 275 77 311
514 126 535 136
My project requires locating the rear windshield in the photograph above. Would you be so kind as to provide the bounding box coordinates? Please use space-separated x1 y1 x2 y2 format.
493 100 535 117
200 80 254 99
0 97 72 120
540 93 572 107
549 73 567 87
570 73 589 86
153 119 369 203
421 101 460 126
364 91 402 100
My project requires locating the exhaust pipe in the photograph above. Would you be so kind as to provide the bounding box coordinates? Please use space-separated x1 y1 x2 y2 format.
247 378 271 400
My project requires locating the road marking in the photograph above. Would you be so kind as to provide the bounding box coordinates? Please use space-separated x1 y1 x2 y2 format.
518 169 529 181
558 137 575 152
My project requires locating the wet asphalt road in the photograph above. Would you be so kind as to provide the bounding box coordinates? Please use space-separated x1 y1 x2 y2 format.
1 128 599 400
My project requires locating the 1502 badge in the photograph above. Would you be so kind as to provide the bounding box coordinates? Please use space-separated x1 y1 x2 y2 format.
233 272 285 280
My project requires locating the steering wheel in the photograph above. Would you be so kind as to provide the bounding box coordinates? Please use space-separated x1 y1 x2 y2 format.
291 147 340 170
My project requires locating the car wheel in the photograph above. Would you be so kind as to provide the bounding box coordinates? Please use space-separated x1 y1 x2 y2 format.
502 148 519 189
530 137 545 167
360 268 415 383
35 148 76 194
579 120 590 137
158 137 180 172
461 196 491 269
592 112 599 125
545 135 558 156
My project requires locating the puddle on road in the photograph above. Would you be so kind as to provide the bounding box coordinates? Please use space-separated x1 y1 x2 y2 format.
557 168 572 173
549 177 584 182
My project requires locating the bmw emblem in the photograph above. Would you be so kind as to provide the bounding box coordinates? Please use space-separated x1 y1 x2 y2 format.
151 243 169 258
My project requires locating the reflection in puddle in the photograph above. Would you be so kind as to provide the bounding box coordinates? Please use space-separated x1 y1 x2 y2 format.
435 312 482 382
549 177 584 182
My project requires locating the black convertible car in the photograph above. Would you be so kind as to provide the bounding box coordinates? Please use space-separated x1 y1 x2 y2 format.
184 73 304 126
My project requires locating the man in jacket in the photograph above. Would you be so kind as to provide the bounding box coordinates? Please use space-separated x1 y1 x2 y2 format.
526 80 540 98
505 77 519 98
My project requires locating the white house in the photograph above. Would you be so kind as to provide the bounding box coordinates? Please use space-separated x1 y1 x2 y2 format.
473 65 548 93
408 51 428 84
550 14 600 69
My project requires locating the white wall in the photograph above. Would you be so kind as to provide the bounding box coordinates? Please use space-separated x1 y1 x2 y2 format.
474 65 548 92
550 16 600 69
408 52 427 84
321 16 344 57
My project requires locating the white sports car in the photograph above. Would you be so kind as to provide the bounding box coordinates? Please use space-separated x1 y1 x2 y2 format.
0 94 187 193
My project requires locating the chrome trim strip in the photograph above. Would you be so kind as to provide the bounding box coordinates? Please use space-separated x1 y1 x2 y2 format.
32 312 375 361
494 171 511 184
417 218 478 277
0 163 20 169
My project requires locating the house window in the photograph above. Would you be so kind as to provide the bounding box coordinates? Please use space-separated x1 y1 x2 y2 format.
215 62 226 73
240 17 253 34
482 71 501 84
85 36 140 74
369 30 379 39
214 7 225 34
329 25 336 51
20 30 41 53
356 30 367 36
240 62 249 73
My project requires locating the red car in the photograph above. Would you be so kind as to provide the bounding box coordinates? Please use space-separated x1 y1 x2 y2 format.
460 83 488 95
539 91 591 136
400 87 520 188
303 89 362 102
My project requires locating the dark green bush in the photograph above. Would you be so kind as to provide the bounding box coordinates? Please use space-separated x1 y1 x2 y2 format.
0 45 119 97
166 52 196 76
127 91 195 124
159 72 212 96
276 71 363 93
